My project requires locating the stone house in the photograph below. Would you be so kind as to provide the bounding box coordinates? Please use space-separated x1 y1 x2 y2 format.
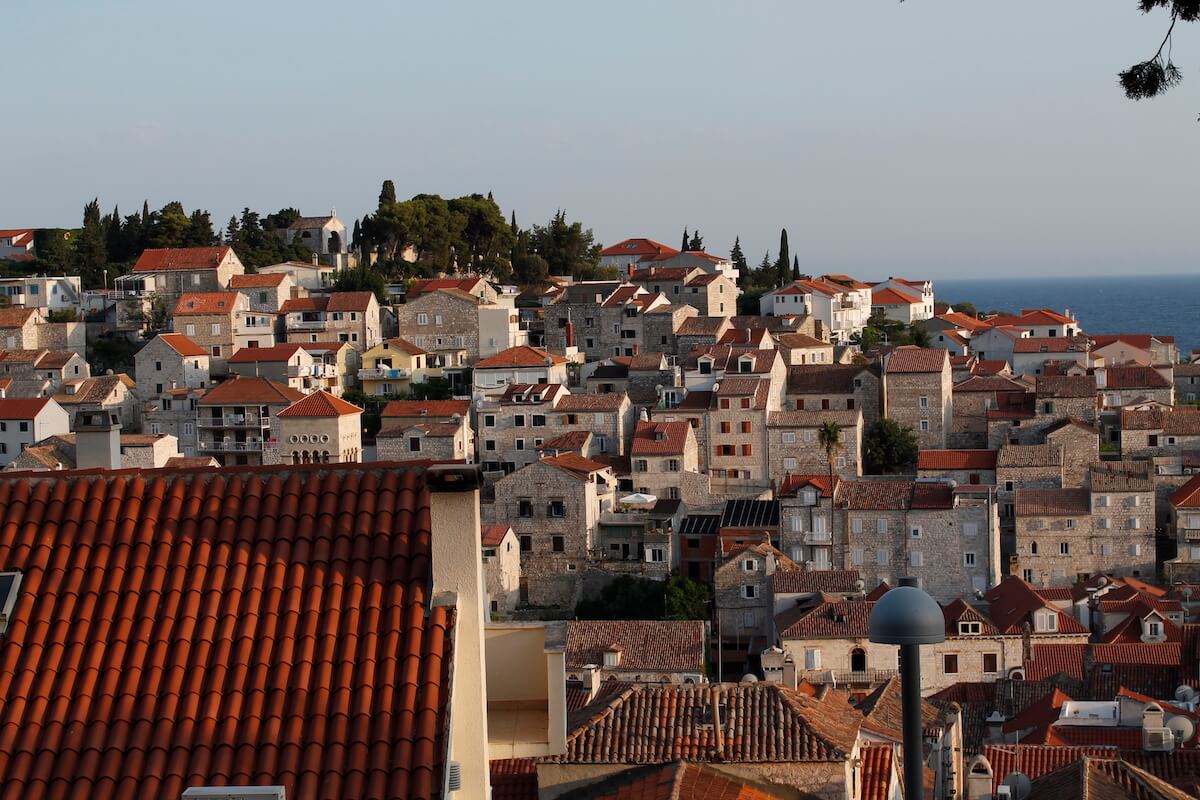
267 390 363 465
1042 417 1100 488
774 332 835 367
629 419 708 506
135 333 210 396
226 342 347 396
114 245 245 331
715 543 797 652
916 449 998 487
707 377 777 494
280 210 346 256
785 364 882 426
882 347 953 449
1096 365 1174 411
538 281 622 355
171 291 248 374
673 315 732 354
377 399 473 462
228 272 296 314
256 259 335 292
0 348 90 398
54 374 138 431
0 307 85 356
5 432 181 472
1014 461 1155 586
143 385 204 454
406 276 499 304
564 620 707 685
283 291 380 355
765 409 862 481
195 376 305 466
682 345 785 398
838 479 999 602
641 303 698 356
1010 336 1092 376
483 453 617 610
481 524 521 619
0 397 71 466
1121 407 1200 464
1034 375 1098 425
950 374 1030 449
1165 475 1200 582
628 266 738 316
778 474 840 568
472 346 569 397
1091 334 1178 367
1174 362 1200 404
584 352 679 410
995 443 1064 540
541 283 672 361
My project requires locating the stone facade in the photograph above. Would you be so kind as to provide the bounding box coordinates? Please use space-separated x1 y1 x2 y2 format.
172 292 247 375
376 420 471 463
1043 419 1100 488
482 525 521 619
785 365 882 428
643 304 698 356
765 409 862 481
882 349 953 450
483 456 616 611
714 544 792 647
268 404 362 465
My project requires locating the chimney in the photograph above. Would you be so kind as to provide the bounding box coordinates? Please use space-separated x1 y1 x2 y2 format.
427 465 490 799
581 663 601 702
74 411 121 470
564 320 575 349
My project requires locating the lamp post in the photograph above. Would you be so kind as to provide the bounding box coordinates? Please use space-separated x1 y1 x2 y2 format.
868 576 945 800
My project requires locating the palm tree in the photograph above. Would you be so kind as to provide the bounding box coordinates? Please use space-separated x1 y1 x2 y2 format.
818 421 842 563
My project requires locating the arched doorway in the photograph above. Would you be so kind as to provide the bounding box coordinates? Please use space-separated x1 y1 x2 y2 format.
850 647 867 673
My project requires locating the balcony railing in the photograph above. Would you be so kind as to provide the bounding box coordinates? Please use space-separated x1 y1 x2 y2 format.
803 531 832 545
1184 529 1200 542
198 413 266 428
358 367 411 381
199 440 264 452
289 319 327 330
806 668 898 686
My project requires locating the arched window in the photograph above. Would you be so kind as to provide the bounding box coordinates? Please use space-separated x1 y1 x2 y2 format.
850 647 867 673
1030 541 1039 555
291 452 300 465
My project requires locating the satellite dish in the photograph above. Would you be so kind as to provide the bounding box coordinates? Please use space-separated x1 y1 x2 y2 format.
1001 772 1032 800
1168 715 1196 744
1175 685 1197 703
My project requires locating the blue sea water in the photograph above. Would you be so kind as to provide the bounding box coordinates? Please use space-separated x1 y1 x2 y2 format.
935 274 1200 358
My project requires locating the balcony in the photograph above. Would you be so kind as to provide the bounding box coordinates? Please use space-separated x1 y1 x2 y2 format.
803 531 832 545
358 366 411 381
198 413 266 428
289 318 327 330
486 622 567 759
1184 529 1200 542
200 440 264 452
806 668 898 686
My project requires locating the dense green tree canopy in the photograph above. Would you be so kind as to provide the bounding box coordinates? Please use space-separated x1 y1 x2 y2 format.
864 418 920 475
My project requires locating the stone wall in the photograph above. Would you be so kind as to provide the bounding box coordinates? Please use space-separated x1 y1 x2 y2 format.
884 369 951 449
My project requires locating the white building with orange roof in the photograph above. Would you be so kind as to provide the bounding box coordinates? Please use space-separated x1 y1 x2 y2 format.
268 390 363 465
357 337 438 396
597 237 679 272
281 290 379 353
195 375 305 466
256 259 336 291
114 245 245 330
0 228 37 260
472 345 569 396
871 277 935 319
481 523 521 619
871 285 930 323
226 343 344 395
0 396 70 466
760 277 870 344
986 308 1082 338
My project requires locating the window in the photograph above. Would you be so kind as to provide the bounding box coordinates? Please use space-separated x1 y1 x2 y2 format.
852 547 864 565
783 457 798 471
156 383 164 394
1004 481 1014 492
18 421 28 433
1059 542 1070 555
434 314 442 326
910 525 921 538
983 653 999 674
211 346 221 357
877 519 887 535
515 438 525 451
781 431 796 444
964 552 976 567
877 548 890 564
1023 568 1034 582
514 414 526 427
919 396 929 409
943 654 959 674
520 535 532 552
667 459 680 472
518 499 533 518
740 421 752 433
1065 519 1075 530
552 536 564 552
920 419 929 432
183 423 194 436
416 313 429 325
720 421 731 434
962 522 978 537
852 518 863 534
185 324 196 336
484 414 496 427
1095 495 1109 508
548 500 565 517
910 551 923 567
532 414 545 427
210 323 221 336
647 547 665 563
959 621 982 635
409 437 421 452
741 584 757 599
1035 611 1058 632
634 459 648 472
699 360 713 375
740 444 752 456
740 398 751 409
484 439 497 451
160 398 172 411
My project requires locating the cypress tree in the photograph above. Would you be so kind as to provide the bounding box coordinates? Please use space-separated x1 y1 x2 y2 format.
681 228 689 252
792 255 800 281
776 228 790 287
688 230 703 251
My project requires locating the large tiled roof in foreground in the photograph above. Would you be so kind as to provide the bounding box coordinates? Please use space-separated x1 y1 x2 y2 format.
0 464 453 800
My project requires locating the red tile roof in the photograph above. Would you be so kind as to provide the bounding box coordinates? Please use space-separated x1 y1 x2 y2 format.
542 452 611 479
871 286 921 306
229 272 287 288
1013 337 1089 354
0 397 54 419
173 291 240 316
474 345 567 368
599 238 680 258
772 568 861 595
1102 365 1172 389
198 375 306 406
381 399 471 418
1122 407 1200 435
279 296 330 314
490 758 539 800
0 465 454 799
132 245 232 272
1036 375 1097 398
481 523 513 547
566 621 707 673
1015 488 1091 516
565 761 786 800
556 392 628 411
277 390 363 417
631 420 691 456
917 449 997 471
838 479 914 511
777 599 873 638
155 333 208 357
985 745 1200 796
859 744 895 800
1173 475 1200 509
407 278 487 298
884 347 948 374
227 343 304 363
546 683 858 764
777 474 840 499
983 576 1089 635
326 291 374 312
0 307 36 328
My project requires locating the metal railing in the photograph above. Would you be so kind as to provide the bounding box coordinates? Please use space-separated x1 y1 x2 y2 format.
358 367 410 380
289 319 327 330
197 414 266 428
200 440 264 452
806 668 898 685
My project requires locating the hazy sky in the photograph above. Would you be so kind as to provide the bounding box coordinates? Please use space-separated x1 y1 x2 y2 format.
5 1 1199 279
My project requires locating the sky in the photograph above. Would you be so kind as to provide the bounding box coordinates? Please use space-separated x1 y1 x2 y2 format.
4 1 1199 279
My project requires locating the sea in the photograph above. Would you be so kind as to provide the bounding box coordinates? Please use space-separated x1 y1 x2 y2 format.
935 273 1200 358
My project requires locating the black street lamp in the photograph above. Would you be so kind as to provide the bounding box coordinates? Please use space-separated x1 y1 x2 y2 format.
868 576 945 800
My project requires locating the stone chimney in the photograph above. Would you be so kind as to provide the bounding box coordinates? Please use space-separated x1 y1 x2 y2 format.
581 663 601 702
74 411 121 470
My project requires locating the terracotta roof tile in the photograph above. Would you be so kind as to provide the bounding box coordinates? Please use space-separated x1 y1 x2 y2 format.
155 333 209 357
276 390 363 417
772 568 861 595
1036 375 1097 398
1173 475 1200 509
546 683 858 764
787 364 875 394
1089 460 1154 492
381 399 471 418
778 599 873 638
0 464 454 799
280 296 330 314
542 452 612 479
884 347 948 374
767 410 860 428
1101 365 1172 389
631 420 690 456
871 286 921 305
229 272 287 288
599 238 680 258
917 449 998 470
1013 336 1090 354
173 291 240 316
566 621 706 673
675 317 729 336
227 343 304 363
475 345 567 368
490 758 539 800
985 745 1200 796
1016 487 1091 516
984 576 1089 635
838 479 914 511
0 397 53 419
1123 407 1200 435
326 291 374 311
198 375 306 406
408 278 487 298
132 245 231 272
53 374 132 406
777 474 839 498
997 443 1062 468
481 523 513 547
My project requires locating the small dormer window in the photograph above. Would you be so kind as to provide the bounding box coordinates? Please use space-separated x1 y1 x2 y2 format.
699 359 713 375
0 571 22 635
1035 611 1058 633
738 356 754 374
603 647 622 667
958 621 982 636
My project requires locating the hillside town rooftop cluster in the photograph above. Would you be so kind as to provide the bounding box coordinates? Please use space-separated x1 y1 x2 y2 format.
0 230 1198 798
